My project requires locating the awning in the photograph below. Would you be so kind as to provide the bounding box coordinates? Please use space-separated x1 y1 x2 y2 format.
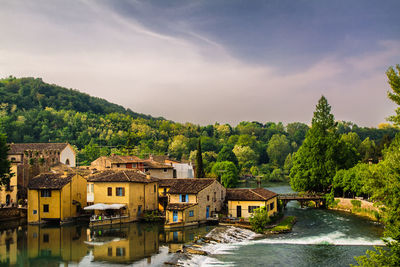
84 203 126 210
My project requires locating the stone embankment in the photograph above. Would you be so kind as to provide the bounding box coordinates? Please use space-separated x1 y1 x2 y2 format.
0 207 26 221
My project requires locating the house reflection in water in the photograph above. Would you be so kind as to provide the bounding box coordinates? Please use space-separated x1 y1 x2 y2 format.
0 228 18 265
27 224 88 263
87 223 160 264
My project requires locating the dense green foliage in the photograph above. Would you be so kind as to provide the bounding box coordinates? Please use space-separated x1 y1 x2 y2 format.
211 161 238 188
0 132 13 186
249 206 271 233
290 96 341 193
195 139 205 178
0 76 396 181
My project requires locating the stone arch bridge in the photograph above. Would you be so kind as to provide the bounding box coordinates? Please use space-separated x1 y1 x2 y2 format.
278 193 325 208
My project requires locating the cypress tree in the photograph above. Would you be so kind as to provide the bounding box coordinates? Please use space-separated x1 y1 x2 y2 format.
0 132 13 186
195 138 205 178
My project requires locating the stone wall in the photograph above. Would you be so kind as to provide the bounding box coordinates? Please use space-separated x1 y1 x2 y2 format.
0 208 26 221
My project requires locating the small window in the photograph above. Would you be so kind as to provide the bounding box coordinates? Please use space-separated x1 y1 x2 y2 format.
43 234 49 243
163 168 167 172
181 194 186 202
116 187 125 196
107 187 112 196
33 210 37 215
43 204 49 213
117 164 120 168
65 159 70 165
154 184 156 193
11 157 16 161
248 206 260 213
189 210 194 217
116 247 126 256
41 190 51 197
207 195 209 201
270 202 274 211
108 247 112 256
145 168 149 172
221 190 224 200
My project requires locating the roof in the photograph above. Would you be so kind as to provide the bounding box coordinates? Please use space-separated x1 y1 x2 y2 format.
8 143 69 154
158 179 179 188
226 188 277 201
144 160 173 169
166 178 216 194
166 203 197 210
28 173 75 190
107 155 144 163
87 170 158 183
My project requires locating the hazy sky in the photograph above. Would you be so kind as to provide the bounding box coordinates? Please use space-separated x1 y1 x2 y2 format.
1 0 400 126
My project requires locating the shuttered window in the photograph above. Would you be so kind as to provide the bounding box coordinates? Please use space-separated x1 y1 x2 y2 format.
107 187 112 196
116 187 125 196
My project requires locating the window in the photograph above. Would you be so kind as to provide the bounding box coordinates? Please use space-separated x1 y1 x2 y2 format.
43 234 49 243
116 187 125 196
116 247 126 256
248 206 260 213
87 184 89 193
91 184 94 193
41 190 51 197
43 204 49 213
221 190 224 200
33 210 37 215
270 202 274 211
207 195 210 201
107 187 112 196
163 168 167 172
181 194 186 202
11 157 16 161
213 192 216 202
108 247 112 256
189 210 194 217
154 184 156 193
116 164 120 168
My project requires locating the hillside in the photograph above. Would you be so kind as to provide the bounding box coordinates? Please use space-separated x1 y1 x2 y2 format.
0 76 397 180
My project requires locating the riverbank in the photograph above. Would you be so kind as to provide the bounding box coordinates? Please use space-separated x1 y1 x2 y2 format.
328 198 381 222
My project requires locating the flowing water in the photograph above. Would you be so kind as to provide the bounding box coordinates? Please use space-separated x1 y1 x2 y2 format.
0 184 384 266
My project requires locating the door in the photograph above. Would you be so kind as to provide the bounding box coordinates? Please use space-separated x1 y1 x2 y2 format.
173 210 178 222
6 195 10 206
236 205 242 218
206 206 210 218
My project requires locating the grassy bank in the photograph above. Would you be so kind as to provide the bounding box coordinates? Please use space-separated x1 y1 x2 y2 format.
265 216 297 234
328 198 381 222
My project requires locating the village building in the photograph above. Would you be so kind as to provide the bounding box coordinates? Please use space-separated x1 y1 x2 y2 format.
164 178 226 228
86 170 159 226
226 188 278 219
90 155 174 179
149 155 194 178
0 165 18 207
27 173 87 224
7 143 76 200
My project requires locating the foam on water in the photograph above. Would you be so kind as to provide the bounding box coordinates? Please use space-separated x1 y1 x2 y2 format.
254 231 385 246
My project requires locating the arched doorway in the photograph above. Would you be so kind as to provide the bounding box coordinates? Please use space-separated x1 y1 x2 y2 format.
65 159 70 165
6 194 11 206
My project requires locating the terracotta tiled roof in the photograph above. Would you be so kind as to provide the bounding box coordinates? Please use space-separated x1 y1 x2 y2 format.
87 170 158 183
158 178 179 188
8 143 69 154
166 203 197 210
167 178 216 194
144 160 173 169
108 155 144 163
226 188 277 201
28 173 74 190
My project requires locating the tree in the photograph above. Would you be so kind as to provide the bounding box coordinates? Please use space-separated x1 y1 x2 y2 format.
387 64 400 126
249 206 270 233
290 96 339 193
195 138 205 178
267 134 291 167
217 146 238 166
232 145 258 167
211 161 238 188
0 132 13 186
168 135 189 160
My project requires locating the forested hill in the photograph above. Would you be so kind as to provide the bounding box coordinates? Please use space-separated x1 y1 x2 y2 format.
0 76 161 120
0 76 398 180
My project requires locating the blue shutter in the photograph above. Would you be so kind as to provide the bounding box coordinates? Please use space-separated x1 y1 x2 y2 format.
186 194 189 203
179 194 182 202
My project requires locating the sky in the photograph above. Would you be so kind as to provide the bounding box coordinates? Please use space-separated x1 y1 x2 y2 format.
0 0 400 127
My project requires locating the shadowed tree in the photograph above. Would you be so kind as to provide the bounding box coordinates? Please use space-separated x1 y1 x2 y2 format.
195 138 205 178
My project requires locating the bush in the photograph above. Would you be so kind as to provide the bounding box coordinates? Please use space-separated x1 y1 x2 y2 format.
249 206 270 233
351 199 361 208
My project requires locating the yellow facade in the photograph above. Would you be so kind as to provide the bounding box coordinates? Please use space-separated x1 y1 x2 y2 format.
228 197 278 219
165 204 199 228
0 165 18 206
28 174 87 223
27 225 87 262
92 181 158 221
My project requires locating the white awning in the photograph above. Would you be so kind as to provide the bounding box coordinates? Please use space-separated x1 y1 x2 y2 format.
84 203 126 210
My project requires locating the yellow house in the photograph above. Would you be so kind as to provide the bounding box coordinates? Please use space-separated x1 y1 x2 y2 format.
226 188 278 219
0 228 17 265
27 173 87 224
0 165 17 206
87 170 159 224
164 178 226 228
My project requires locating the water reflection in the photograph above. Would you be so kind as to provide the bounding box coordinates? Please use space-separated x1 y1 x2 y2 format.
0 221 216 266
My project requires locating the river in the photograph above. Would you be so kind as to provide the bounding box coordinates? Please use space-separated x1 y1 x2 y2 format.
0 184 384 266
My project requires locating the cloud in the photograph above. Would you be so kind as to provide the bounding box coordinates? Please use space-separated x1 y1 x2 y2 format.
0 1 399 127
